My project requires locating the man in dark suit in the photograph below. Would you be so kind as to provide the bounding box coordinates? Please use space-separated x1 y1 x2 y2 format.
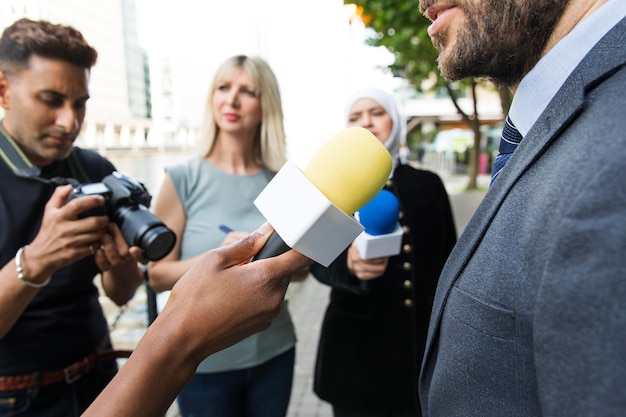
417 0 625 416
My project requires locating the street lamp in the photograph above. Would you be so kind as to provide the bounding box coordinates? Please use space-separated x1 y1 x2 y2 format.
342 4 364 96
342 3 363 25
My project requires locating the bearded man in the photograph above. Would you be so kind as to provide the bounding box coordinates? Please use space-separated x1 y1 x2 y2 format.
417 0 625 416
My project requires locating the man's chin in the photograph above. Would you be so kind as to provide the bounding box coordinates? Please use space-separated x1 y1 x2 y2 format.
55 146 73 161
33 145 73 166
437 55 461 81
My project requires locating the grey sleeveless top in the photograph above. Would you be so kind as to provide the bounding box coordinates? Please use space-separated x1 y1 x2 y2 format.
158 157 296 373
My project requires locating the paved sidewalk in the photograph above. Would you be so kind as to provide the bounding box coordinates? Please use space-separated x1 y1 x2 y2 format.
283 172 489 417
101 171 488 417
284 278 333 417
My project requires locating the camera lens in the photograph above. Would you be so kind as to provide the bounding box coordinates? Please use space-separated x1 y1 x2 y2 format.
115 205 176 261
139 224 177 261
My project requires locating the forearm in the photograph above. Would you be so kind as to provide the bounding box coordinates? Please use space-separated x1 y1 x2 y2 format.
85 224 312 416
0 250 51 338
101 257 143 306
0 262 37 338
290 264 310 282
83 313 200 416
147 256 200 293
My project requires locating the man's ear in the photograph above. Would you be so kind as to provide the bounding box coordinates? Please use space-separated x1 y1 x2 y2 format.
0 71 11 110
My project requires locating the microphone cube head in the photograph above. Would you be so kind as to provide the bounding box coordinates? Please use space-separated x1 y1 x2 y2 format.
254 161 364 267
354 223 403 259
354 189 402 259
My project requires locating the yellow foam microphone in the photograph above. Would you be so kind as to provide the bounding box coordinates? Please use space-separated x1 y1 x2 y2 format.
305 126 392 215
253 126 392 266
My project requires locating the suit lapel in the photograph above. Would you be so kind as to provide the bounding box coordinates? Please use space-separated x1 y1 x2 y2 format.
421 17 626 376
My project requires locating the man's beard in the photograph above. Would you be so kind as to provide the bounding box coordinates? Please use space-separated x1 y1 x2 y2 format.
432 0 570 87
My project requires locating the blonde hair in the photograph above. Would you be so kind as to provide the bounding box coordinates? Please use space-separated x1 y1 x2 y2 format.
200 55 287 172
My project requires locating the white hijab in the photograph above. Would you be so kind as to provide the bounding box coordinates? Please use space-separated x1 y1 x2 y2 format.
344 87 402 177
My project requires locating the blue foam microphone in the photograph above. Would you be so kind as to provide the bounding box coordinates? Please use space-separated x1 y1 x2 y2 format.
354 189 403 259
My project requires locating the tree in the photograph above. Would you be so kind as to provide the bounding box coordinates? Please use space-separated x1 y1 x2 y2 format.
346 0 512 188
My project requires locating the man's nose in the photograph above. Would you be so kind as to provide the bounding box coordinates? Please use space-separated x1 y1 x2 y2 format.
56 106 79 132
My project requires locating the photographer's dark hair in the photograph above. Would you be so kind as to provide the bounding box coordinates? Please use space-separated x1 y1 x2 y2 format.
0 18 98 76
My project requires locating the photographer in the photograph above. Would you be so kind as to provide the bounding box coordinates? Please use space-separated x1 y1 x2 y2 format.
0 18 144 416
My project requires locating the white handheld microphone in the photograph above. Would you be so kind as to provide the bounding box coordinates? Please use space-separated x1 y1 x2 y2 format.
253 127 392 266
354 189 403 259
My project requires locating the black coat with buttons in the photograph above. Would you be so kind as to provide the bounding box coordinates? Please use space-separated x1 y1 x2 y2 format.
310 164 457 414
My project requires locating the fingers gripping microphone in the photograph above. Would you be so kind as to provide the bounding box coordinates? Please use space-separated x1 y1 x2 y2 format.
354 189 403 259
253 127 392 266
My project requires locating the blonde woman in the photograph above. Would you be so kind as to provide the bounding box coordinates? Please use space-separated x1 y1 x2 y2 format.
148 55 303 416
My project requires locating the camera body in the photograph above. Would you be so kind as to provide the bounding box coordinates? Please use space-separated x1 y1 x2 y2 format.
65 171 176 261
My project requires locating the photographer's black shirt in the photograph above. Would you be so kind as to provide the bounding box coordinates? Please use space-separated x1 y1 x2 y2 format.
0 147 116 374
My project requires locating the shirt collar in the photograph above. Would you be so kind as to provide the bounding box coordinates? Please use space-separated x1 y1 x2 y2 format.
509 0 626 137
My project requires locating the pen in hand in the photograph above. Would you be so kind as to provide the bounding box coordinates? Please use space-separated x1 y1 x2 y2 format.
219 225 234 234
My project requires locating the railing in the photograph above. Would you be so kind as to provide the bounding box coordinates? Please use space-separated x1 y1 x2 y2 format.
75 119 199 153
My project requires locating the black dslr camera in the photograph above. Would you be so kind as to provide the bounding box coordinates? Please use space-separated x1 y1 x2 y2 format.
65 171 176 261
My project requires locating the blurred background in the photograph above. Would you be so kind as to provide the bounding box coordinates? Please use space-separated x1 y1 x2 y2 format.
0 0 397 179
0 0 505 194
0 3 498 415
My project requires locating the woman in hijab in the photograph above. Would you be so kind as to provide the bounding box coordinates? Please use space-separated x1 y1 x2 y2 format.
310 87 457 417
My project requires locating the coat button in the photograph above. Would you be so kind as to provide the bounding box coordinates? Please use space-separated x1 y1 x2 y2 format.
386 179 394 188
404 299 414 307
402 244 413 253
398 210 404 220
402 225 411 234
403 279 413 289
402 262 413 271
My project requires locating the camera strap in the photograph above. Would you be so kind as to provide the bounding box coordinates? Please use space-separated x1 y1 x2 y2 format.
0 123 83 186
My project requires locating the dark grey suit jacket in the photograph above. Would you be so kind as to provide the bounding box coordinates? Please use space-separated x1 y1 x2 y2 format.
419 18 626 417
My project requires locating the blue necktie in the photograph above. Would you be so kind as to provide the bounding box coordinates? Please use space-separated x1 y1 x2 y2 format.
491 115 523 185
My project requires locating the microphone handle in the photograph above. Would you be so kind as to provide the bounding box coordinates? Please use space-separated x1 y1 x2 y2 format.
252 232 291 261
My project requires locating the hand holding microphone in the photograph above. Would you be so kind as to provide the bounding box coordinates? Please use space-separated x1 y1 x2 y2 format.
253 127 392 266
347 243 389 280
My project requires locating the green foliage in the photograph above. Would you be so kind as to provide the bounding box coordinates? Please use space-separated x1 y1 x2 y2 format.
348 0 512 110
347 0 511 188
350 0 444 91
406 128 435 151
